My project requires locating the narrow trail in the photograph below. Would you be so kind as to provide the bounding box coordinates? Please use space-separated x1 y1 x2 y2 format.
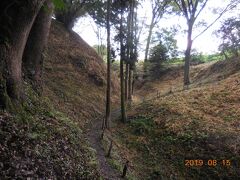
86 109 122 180
85 89 179 179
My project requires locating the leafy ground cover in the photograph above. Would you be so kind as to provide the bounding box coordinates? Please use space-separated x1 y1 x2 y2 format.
110 58 240 179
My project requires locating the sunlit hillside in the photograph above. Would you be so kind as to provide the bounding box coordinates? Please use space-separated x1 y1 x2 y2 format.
106 58 240 179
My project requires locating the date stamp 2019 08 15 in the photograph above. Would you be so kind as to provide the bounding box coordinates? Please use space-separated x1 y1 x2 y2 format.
185 159 232 167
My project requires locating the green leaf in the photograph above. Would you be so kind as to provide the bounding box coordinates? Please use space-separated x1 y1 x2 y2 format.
52 0 65 10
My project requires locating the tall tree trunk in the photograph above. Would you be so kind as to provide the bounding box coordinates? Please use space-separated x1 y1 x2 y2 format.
125 2 130 100
132 68 136 95
128 0 135 101
132 77 135 95
128 67 133 101
126 2 131 65
0 0 45 108
125 0 134 101
120 58 127 123
120 5 127 123
184 22 193 86
23 0 53 93
124 63 129 101
104 0 111 129
144 18 154 62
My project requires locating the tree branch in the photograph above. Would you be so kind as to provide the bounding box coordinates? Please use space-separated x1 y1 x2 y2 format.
180 0 190 21
186 0 192 15
194 0 208 20
174 0 183 12
193 1 237 41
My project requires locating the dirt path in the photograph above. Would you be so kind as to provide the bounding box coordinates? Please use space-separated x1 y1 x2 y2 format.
86 109 122 180
85 95 162 179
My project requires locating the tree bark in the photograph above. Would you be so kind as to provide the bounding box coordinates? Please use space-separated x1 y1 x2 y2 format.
120 5 127 123
128 1 135 101
124 63 129 101
0 0 45 106
132 77 135 95
120 58 127 123
23 0 53 93
144 16 155 62
104 0 111 129
184 22 193 86
128 67 133 101
132 68 136 95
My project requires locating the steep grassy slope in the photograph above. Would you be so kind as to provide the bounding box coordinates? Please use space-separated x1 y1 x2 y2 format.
110 58 240 179
0 89 99 178
0 21 119 178
135 58 240 102
44 21 119 128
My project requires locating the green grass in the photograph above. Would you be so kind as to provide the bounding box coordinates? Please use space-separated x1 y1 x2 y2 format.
130 116 154 135
162 53 224 66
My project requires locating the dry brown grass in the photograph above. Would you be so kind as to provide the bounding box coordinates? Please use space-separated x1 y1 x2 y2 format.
44 21 120 128
112 58 240 179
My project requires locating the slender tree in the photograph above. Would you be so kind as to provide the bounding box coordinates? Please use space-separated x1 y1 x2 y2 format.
104 0 111 129
125 2 131 101
174 0 238 86
119 0 127 122
174 0 208 86
124 63 129 101
144 0 169 62
91 23 106 60
125 0 138 102
127 0 135 102
132 6 142 95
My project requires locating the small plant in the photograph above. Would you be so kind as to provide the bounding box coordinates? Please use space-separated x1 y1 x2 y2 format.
148 170 163 180
130 117 154 135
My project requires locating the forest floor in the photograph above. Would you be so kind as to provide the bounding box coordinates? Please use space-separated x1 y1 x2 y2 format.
0 21 119 179
103 57 240 179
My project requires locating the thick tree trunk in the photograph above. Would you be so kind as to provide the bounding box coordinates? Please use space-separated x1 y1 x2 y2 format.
0 0 45 107
23 0 53 92
124 63 129 101
184 22 193 86
104 0 111 129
